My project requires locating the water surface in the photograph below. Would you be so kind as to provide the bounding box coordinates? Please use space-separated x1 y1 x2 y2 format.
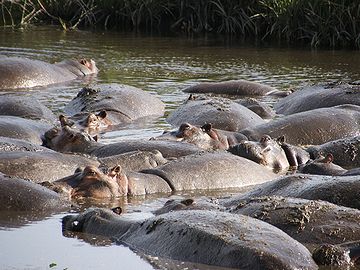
0 26 359 270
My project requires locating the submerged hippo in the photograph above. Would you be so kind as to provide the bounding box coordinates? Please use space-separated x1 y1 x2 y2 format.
0 57 98 90
275 82 360 115
229 196 360 251
64 84 165 126
183 80 290 97
228 135 290 172
153 122 247 150
58 112 111 134
240 105 360 145
47 152 276 198
0 136 53 153
167 95 265 132
43 124 201 158
0 115 52 145
0 151 99 183
0 173 71 212
0 95 56 123
299 153 348 175
222 174 360 210
44 165 172 198
63 208 317 269
306 135 360 168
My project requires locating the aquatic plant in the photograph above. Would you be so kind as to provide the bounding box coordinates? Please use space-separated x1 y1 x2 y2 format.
1 0 360 48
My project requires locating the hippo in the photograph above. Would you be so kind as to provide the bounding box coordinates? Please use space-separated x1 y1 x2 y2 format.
222 174 360 210
228 196 360 251
299 153 348 175
99 150 168 173
47 151 276 198
63 84 165 126
0 136 53 152
275 82 360 115
62 208 317 269
43 124 201 158
0 151 99 183
237 97 276 119
0 95 56 123
58 112 111 134
0 57 98 90
0 173 71 212
228 135 290 172
167 95 265 132
276 135 310 167
240 105 360 145
153 122 247 150
0 115 52 145
306 135 360 168
182 80 291 97
44 165 172 199
141 151 277 191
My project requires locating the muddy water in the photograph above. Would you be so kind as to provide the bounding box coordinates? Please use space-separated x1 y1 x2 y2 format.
0 26 359 270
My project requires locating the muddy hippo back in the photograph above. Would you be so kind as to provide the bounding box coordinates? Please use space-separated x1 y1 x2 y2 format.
0 57 97 90
241 105 360 145
64 84 165 124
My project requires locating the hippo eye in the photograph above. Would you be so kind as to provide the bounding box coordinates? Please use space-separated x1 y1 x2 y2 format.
86 170 97 176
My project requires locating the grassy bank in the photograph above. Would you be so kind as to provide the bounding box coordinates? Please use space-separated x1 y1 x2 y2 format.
1 0 360 48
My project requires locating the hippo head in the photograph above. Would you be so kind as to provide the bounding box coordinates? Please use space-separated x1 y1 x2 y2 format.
53 165 129 199
153 123 228 150
43 123 98 154
228 135 289 172
69 111 112 134
299 153 347 176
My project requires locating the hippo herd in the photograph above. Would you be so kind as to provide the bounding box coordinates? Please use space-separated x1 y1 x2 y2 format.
1 56 360 269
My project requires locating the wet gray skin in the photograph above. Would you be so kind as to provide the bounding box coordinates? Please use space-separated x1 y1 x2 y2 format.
0 173 71 212
43 125 201 158
237 97 276 119
228 196 360 251
45 164 172 199
153 123 247 150
99 150 168 173
228 135 290 173
276 135 310 167
182 79 291 97
0 57 98 90
141 151 277 191
64 84 165 125
0 95 56 123
0 151 99 183
299 153 349 175
221 174 360 210
48 151 276 198
306 135 360 168
62 208 317 270
275 82 360 115
167 95 265 132
0 115 52 145
240 104 360 145
0 136 53 152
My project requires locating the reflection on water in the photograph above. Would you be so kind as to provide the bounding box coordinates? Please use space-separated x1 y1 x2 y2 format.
0 26 359 270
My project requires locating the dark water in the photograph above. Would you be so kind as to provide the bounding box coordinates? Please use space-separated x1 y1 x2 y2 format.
0 26 359 270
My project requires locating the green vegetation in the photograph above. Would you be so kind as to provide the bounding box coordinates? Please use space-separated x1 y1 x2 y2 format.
1 0 360 48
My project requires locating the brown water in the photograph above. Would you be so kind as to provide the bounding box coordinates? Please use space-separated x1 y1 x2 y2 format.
0 26 359 270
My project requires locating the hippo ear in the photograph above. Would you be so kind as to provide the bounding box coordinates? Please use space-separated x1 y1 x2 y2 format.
181 198 195 206
93 135 98 142
110 165 122 175
97 110 107 119
111 207 122 215
74 167 84 174
277 135 285 144
324 153 334 163
201 123 212 132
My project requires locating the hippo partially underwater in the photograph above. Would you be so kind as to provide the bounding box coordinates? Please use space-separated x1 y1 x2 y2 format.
0 57 98 89
62 208 317 269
